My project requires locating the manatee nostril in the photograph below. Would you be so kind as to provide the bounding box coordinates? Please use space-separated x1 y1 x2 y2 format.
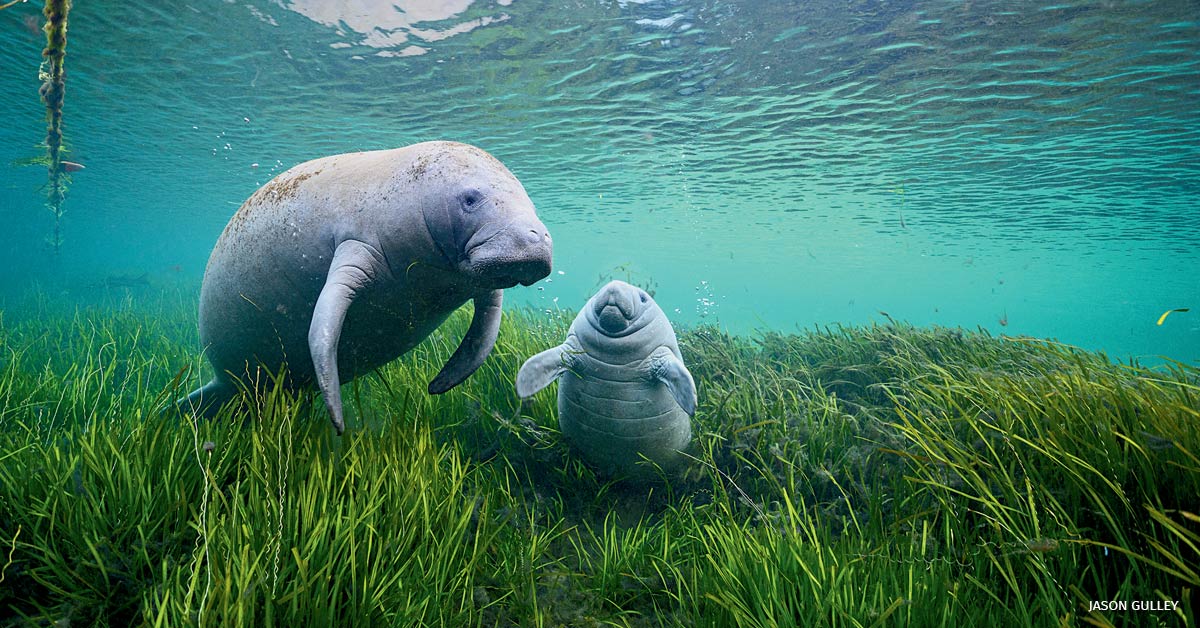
524 228 551 245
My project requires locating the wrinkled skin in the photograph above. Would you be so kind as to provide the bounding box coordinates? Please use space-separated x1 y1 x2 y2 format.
516 280 697 479
182 141 553 433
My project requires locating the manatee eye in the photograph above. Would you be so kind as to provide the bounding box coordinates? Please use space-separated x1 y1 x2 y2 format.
459 190 483 212
639 292 648 303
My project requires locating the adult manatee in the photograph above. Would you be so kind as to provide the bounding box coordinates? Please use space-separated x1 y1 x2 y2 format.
516 280 696 478
183 141 553 433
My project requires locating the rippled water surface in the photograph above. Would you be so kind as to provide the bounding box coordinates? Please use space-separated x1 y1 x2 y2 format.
1 0 1197 361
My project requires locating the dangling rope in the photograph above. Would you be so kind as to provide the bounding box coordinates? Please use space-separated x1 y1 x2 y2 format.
39 0 71 254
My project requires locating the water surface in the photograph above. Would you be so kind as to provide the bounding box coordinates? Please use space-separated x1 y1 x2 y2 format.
0 0 1196 362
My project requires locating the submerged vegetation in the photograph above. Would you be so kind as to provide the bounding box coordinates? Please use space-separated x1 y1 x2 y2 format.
0 288 1197 627
37 0 73 254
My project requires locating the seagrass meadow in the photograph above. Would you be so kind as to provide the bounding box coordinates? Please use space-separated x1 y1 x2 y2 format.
0 286 1196 627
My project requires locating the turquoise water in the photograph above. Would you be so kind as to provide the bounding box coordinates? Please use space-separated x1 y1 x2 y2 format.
1 0 1197 363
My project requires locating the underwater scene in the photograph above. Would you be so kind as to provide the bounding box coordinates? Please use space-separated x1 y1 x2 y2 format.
1 0 1198 626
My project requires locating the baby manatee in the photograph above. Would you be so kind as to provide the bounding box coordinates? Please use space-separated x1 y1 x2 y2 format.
517 280 696 479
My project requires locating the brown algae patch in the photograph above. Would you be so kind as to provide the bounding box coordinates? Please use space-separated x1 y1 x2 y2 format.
222 170 321 237
246 170 319 208
406 154 432 182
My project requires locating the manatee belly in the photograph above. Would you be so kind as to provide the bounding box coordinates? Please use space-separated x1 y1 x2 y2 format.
557 368 691 476
200 274 461 386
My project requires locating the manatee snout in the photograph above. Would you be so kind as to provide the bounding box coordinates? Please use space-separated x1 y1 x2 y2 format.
593 281 639 334
597 306 626 334
470 218 553 288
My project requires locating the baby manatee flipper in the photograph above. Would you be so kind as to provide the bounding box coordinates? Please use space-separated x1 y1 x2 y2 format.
178 378 236 418
515 344 571 398
649 346 697 416
309 239 388 435
428 289 504 394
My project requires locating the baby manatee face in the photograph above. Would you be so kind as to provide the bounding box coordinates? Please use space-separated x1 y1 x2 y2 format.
414 143 553 290
586 280 658 337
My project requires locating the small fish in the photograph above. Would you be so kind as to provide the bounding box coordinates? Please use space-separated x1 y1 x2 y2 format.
1022 537 1059 553
21 13 40 37
1137 430 1175 451
998 311 1008 327
899 211 907 230
94 272 151 289
1156 308 1190 326
60 161 85 173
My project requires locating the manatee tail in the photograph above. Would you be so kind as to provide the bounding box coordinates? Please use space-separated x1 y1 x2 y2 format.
177 378 236 419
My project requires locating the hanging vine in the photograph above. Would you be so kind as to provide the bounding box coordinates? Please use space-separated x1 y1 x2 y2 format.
39 0 71 254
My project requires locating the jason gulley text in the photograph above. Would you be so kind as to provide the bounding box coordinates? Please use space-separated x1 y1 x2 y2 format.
1088 600 1179 612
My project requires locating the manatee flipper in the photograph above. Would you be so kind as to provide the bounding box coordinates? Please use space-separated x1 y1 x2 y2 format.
429 289 503 395
649 347 697 416
516 344 570 398
309 239 387 435
178 378 236 418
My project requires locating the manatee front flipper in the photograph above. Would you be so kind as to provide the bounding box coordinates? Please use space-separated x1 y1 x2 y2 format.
309 239 388 435
515 343 571 398
649 346 698 416
429 289 503 394
178 378 236 418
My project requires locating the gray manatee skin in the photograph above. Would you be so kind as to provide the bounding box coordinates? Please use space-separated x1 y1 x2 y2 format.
182 141 553 433
516 280 697 479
